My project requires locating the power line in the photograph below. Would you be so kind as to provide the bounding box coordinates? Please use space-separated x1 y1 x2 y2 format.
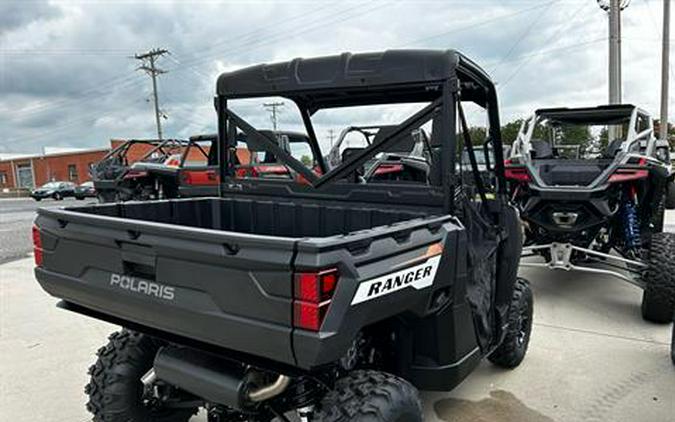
135 48 169 140
397 0 561 48
499 0 593 89
490 0 559 74
172 1 390 78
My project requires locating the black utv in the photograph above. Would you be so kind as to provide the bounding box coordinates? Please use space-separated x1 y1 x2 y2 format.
33 50 531 422
506 105 675 323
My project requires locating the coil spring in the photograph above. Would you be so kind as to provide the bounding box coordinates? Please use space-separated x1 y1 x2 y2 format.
621 199 641 250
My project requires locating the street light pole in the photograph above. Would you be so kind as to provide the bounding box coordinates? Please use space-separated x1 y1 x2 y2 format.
660 0 671 142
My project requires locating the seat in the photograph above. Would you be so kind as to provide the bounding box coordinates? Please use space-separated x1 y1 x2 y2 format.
341 147 366 182
530 140 553 159
603 138 624 159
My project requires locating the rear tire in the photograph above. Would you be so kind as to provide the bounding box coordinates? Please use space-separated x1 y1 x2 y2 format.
85 329 197 422
666 181 675 209
488 278 533 369
641 233 675 323
313 370 422 422
651 195 666 233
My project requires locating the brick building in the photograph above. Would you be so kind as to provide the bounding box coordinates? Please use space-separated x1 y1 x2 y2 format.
0 139 207 190
0 140 148 190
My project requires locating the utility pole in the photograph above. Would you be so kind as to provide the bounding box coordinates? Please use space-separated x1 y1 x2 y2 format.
327 129 336 147
135 48 168 140
660 0 671 142
263 102 284 131
598 0 630 104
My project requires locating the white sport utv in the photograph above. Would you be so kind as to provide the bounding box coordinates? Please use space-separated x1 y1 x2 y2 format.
506 105 675 322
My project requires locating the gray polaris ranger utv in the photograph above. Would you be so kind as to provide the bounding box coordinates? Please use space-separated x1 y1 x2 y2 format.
33 50 531 422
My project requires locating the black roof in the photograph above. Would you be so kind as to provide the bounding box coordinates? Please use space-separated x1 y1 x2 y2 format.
535 104 637 125
216 49 493 109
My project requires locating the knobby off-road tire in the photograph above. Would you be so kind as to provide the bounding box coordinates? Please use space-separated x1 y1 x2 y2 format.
488 278 533 369
313 370 422 422
651 194 666 233
641 233 675 323
85 329 197 422
666 181 675 209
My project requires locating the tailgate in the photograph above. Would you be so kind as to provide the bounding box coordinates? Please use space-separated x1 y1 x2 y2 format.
34 208 297 365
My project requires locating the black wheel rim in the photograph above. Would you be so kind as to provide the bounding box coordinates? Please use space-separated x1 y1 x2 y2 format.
516 309 530 346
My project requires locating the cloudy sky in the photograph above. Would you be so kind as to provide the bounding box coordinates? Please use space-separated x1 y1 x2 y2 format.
0 0 670 154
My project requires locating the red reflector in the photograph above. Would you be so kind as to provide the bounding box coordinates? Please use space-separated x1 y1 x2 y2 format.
32 225 43 267
294 301 329 331
294 268 339 303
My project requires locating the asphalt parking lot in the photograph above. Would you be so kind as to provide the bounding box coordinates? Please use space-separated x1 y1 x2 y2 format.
0 197 93 264
0 201 673 421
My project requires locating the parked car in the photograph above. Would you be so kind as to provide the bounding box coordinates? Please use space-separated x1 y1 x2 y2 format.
33 49 530 422
507 104 675 322
74 181 96 200
30 181 76 201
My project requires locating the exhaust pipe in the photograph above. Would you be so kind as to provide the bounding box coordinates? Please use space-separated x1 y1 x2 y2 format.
248 374 290 402
153 346 289 409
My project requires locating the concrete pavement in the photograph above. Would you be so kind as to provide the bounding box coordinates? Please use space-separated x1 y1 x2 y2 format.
1 254 673 421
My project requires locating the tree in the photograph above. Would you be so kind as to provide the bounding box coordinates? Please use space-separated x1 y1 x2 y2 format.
559 124 592 145
501 119 524 145
300 154 313 166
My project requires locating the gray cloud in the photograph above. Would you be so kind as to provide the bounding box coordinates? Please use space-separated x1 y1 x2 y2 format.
0 0 669 154
0 0 61 36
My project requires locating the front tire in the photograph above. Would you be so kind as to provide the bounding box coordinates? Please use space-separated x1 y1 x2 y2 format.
642 233 675 323
85 329 197 422
313 370 422 422
488 278 533 369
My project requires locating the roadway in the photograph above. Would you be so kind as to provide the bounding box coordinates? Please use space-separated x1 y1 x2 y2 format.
0 197 94 264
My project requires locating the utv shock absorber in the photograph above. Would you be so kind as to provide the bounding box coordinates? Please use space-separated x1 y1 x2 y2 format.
621 195 642 251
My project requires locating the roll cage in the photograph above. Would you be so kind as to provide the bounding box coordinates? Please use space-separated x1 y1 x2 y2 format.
508 104 665 190
91 138 190 183
215 49 506 213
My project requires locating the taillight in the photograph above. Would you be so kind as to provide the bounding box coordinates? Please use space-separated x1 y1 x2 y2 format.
608 169 648 183
504 160 531 182
293 268 338 331
32 225 43 267
235 166 259 178
608 159 648 183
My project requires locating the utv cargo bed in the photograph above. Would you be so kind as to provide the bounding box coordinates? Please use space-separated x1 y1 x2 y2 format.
34 197 462 368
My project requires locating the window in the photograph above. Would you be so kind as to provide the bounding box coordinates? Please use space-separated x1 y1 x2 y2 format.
68 164 78 181
0 172 7 186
